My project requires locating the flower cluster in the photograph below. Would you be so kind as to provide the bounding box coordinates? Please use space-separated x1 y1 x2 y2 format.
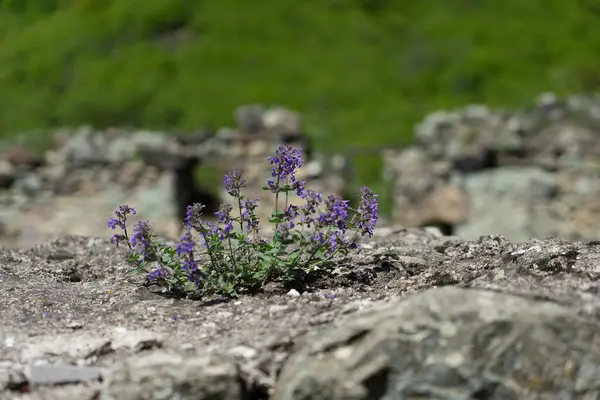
108 205 156 259
266 145 305 198
107 145 379 298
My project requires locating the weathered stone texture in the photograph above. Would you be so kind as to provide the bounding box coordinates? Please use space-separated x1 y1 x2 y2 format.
2 231 600 399
274 286 600 399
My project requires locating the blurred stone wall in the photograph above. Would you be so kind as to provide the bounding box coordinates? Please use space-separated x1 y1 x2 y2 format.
0 106 347 248
382 92 600 242
6 92 600 248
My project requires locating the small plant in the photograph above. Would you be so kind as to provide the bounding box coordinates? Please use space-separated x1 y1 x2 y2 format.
107 145 379 298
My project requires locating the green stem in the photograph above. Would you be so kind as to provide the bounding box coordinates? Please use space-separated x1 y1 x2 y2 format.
301 226 332 268
236 196 250 262
122 225 133 251
274 175 281 230
200 229 220 272
237 197 245 232
284 177 289 211
227 236 238 272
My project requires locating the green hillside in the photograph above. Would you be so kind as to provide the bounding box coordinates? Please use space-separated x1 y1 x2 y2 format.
0 0 599 191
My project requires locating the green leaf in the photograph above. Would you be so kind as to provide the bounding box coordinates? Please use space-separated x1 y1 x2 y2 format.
257 253 277 264
125 266 146 276
257 241 275 251
286 249 302 264
186 280 201 292
269 216 283 224
280 236 295 245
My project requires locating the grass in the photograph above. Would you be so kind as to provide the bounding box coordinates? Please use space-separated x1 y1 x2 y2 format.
0 0 599 215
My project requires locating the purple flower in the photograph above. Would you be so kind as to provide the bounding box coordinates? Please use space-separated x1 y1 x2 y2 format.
327 231 341 253
241 198 260 233
268 145 303 181
185 203 206 230
224 170 246 198
299 189 323 227
176 228 195 257
110 234 125 247
182 259 197 272
328 230 357 254
214 203 234 239
357 187 379 237
148 267 169 281
317 195 350 232
107 218 121 230
193 219 219 249
295 181 306 197
186 270 202 288
267 145 306 195
215 203 232 223
283 204 300 229
310 231 325 245
108 205 136 230
182 203 216 249
129 220 155 258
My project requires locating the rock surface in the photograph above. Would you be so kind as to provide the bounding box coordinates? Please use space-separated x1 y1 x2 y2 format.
274 286 600 399
2 229 600 399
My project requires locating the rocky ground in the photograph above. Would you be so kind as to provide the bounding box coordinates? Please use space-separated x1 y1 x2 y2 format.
1 226 600 399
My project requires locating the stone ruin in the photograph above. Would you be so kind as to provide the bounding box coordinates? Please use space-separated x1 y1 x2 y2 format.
5 92 600 248
382 92 600 242
0 105 347 248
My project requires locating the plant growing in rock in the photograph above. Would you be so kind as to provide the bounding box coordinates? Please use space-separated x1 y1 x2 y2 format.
107 145 379 298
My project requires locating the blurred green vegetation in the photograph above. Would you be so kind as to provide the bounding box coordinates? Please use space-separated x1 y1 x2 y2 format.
0 0 599 213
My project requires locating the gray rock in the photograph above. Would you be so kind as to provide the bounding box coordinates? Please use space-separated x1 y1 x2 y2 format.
235 104 265 134
130 131 170 152
430 235 464 253
456 166 559 241
273 286 600 400
384 93 600 242
13 173 43 197
0 367 27 391
29 363 103 386
262 107 302 136
0 160 15 189
105 136 138 164
61 126 105 166
101 352 249 400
